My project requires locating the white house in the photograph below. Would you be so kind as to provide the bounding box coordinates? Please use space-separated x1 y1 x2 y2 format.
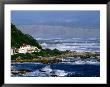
11 48 18 55
11 49 14 55
18 44 40 54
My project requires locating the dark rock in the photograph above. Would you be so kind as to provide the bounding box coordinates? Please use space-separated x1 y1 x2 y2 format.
11 69 32 75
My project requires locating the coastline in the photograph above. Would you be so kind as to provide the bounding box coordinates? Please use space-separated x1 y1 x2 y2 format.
11 51 100 64
11 51 100 77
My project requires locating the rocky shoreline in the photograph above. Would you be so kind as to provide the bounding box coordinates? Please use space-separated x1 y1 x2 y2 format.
11 51 100 64
11 51 100 77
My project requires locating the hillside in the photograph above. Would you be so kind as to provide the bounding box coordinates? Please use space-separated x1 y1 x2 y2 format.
11 23 42 49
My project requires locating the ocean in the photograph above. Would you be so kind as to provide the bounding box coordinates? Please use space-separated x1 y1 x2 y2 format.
11 57 100 77
37 37 100 52
11 37 100 77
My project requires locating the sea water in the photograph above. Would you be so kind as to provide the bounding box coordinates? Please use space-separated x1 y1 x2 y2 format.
11 38 100 77
38 37 100 52
11 57 100 77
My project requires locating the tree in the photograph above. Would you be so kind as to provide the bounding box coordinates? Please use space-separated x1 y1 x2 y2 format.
11 23 42 49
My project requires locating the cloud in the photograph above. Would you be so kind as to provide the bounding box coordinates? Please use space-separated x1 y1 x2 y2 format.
17 25 100 39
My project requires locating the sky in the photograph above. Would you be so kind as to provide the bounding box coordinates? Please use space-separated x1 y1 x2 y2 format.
11 11 100 39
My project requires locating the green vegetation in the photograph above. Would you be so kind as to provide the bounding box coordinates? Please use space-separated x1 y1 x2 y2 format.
11 23 100 64
11 48 63 60
11 48 62 64
11 23 42 49
32 48 62 57
11 23 63 63
11 53 33 60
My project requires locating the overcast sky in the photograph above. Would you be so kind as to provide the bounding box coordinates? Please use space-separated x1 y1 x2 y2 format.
11 11 100 39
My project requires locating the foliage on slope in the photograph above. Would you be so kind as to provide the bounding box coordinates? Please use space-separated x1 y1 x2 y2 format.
11 23 42 49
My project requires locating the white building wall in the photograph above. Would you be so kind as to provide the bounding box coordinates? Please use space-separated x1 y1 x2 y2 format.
18 47 27 53
11 49 13 55
18 45 40 54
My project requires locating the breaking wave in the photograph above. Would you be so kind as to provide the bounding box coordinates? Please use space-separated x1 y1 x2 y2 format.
11 57 100 77
38 38 100 52
60 57 100 65
14 65 68 77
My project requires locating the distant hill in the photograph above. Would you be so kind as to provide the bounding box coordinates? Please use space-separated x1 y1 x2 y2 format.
11 23 42 49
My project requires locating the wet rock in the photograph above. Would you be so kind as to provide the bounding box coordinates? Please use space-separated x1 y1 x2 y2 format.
11 69 32 75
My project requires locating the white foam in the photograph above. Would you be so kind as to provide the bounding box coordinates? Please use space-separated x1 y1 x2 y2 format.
40 65 52 73
20 65 68 77
60 58 100 65
41 43 48 47
50 70 68 76
39 38 100 52
23 70 48 77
